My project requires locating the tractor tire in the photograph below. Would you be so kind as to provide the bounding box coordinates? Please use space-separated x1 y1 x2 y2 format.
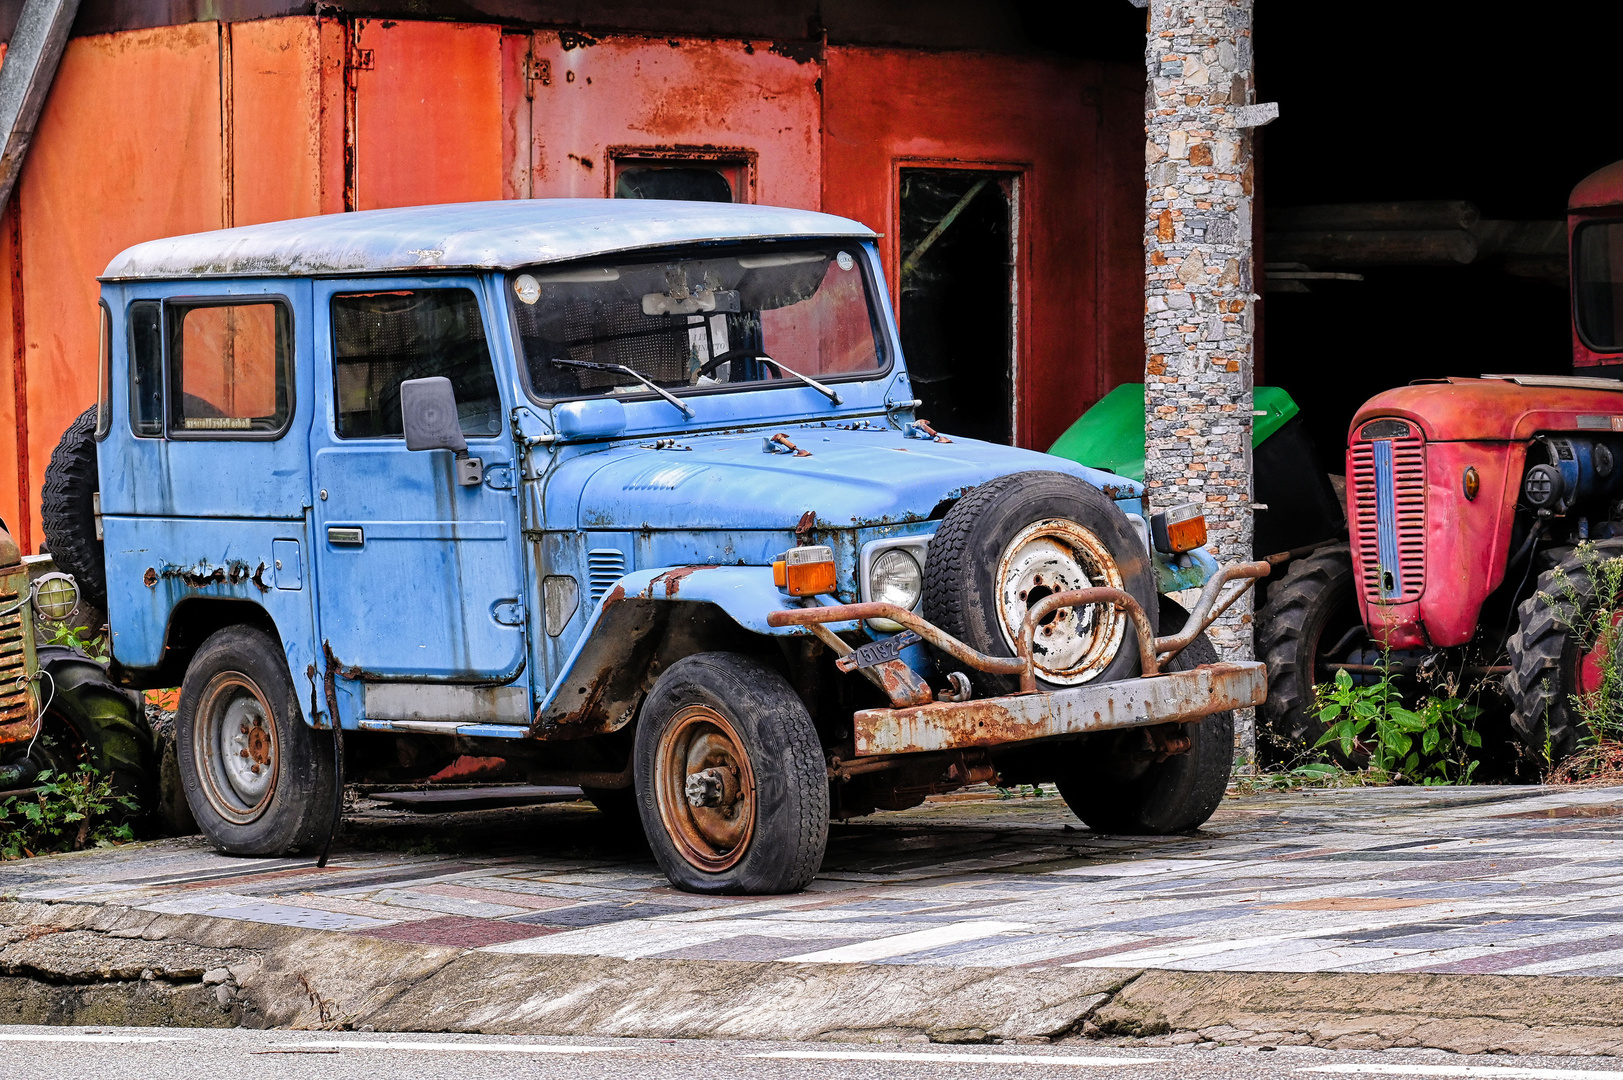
634 652 828 894
1255 544 1362 764
1504 539 1623 765
30 645 153 815
922 470 1157 696
40 406 106 612
1055 597 1234 834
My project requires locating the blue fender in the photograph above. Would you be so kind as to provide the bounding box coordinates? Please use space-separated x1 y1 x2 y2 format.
534 565 846 741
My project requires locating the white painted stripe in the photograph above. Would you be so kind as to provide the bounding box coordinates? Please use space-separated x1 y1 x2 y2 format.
1300 1065 1623 1080
781 920 1031 963
267 1041 618 1054
760 1051 1167 1065
0 1034 189 1044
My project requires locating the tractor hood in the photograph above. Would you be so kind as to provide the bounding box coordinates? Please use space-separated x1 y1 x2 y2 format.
542 425 1140 532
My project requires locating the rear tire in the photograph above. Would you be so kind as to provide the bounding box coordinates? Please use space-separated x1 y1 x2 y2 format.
634 652 827 894
40 407 106 612
27 646 152 816
176 626 335 855
1255 544 1361 764
1055 597 1235 834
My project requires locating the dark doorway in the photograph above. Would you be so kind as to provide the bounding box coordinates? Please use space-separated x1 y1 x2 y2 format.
898 168 1015 445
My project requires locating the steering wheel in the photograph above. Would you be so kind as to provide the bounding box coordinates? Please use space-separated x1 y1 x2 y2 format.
695 349 782 381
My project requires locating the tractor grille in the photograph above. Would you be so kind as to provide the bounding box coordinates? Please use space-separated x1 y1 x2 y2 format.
1351 434 1426 603
0 580 31 725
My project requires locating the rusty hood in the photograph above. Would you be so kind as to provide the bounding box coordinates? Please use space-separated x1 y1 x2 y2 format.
545 426 1140 531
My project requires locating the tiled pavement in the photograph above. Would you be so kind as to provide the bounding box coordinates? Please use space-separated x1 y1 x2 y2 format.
6 783 1623 976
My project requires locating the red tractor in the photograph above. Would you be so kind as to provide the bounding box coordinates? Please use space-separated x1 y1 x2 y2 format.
1260 158 1623 766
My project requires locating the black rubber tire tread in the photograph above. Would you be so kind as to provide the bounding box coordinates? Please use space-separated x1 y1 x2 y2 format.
1255 544 1360 763
34 645 153 813
1055 597 1235 835
1504 539 1623 764
175 625 336 855
634 652 828 895
922 470 1157 695
39 406 106 611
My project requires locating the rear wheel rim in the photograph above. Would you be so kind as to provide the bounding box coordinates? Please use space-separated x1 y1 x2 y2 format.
654 704 756 873
995 518 1125 685
193 671 278 825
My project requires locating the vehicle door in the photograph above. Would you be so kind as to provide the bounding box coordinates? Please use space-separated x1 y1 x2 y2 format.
309 278 525 685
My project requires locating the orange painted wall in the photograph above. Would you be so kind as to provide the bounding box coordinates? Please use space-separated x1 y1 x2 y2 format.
822 47 1143 452
508 32 822 209
351 19 503 210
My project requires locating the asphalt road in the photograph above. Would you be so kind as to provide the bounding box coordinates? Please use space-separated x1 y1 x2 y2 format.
3 1028 1621 1080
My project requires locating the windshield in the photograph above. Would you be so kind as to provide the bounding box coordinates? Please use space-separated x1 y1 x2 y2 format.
1575 221 1623 352
510 243 885 403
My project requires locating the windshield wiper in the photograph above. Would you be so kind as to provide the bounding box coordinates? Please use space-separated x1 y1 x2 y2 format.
770 358 844 407
550 358 695 419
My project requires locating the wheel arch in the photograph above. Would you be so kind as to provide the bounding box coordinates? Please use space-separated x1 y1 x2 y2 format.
113 596 286 691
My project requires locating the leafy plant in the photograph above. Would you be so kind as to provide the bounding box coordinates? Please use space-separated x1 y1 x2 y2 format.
1545 542 1623 743
0 766 136 859
44 623 109 663
1314 665 1482 785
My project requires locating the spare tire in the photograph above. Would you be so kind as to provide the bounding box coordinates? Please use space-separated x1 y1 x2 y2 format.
41 406 106 611
922 470 1157 695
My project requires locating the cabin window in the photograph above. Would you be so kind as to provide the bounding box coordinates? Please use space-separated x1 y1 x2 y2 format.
165 299 293 438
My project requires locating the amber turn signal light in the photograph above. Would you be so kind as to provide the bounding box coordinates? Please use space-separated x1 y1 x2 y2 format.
1463 466 1480 501
774 545 837 597
1151 503 1208 555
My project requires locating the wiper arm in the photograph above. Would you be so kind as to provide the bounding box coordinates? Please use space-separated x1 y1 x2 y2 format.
550 357 695 419
768 358 843 407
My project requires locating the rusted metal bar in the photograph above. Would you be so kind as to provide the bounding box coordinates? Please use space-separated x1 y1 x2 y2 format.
1019 586 1158 691
766 602 1026 676
1153 559 1273 665
853 660 1267 757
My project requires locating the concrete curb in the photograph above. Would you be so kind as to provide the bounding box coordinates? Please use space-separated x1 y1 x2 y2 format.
2 901 1621 1053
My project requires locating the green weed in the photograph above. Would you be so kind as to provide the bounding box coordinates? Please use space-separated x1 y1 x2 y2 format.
0 766 136 859
1314 664 1482 785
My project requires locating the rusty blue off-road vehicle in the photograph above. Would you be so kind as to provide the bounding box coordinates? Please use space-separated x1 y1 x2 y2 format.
53 200 1267 893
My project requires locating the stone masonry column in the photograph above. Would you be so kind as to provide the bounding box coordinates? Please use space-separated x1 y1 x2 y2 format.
1141 0 1274 766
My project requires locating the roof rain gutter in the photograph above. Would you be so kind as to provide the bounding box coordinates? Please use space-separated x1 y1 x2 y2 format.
0 0 79 214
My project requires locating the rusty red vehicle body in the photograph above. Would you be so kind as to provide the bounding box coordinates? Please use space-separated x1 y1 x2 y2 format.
1259 158 1623 766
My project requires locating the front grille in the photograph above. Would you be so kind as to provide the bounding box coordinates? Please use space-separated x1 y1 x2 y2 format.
1351 434 1426 603
0 582 31 723
586 549 627 606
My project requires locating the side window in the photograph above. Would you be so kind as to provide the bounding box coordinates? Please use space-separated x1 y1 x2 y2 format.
167 300 292 437
94 302 112 440
128 301 163 437
331 288 502 439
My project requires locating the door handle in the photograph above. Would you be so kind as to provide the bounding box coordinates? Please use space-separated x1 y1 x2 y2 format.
327 526 364 546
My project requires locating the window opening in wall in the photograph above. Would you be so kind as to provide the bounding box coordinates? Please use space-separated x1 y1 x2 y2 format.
611 154 748 203
898 168 1017 445
165 300 292 438
331 288 502 439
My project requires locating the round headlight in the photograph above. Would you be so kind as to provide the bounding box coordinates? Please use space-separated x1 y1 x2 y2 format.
870 549 923 611
32 572 80 622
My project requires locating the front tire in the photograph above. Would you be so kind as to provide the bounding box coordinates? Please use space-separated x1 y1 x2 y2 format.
23 646 152 816
1505 540 1623 765
634 652 828 894
176 626 336 855
1056 597 1235 834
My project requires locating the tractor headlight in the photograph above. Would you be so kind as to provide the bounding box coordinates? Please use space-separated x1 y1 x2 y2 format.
31 572 80 622
869 549 923 612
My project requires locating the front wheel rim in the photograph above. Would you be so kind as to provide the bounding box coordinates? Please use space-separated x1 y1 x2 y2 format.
654 704 757 873
996 517 1126 685
193 671 279 825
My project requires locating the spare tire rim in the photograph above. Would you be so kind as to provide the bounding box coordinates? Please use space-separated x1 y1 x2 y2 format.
194 671 278 825
654 704 756 873
996 518 1127 686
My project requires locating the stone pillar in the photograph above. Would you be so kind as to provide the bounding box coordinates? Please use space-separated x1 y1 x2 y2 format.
1142 0 1271 766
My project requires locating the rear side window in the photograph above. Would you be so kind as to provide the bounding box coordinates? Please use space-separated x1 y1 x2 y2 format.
128 301 163 437
167 300 293 437
94 302 112 440
331 288 502 439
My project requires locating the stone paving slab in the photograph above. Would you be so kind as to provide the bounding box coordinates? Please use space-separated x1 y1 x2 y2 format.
2 783 1622 977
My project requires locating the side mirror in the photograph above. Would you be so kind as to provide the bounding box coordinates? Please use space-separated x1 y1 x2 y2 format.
400 377 467 452
400 376 482 486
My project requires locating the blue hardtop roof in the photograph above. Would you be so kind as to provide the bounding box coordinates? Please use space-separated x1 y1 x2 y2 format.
101 199 877 282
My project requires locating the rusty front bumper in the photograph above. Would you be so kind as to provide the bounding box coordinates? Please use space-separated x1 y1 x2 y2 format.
849 660 1266 756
